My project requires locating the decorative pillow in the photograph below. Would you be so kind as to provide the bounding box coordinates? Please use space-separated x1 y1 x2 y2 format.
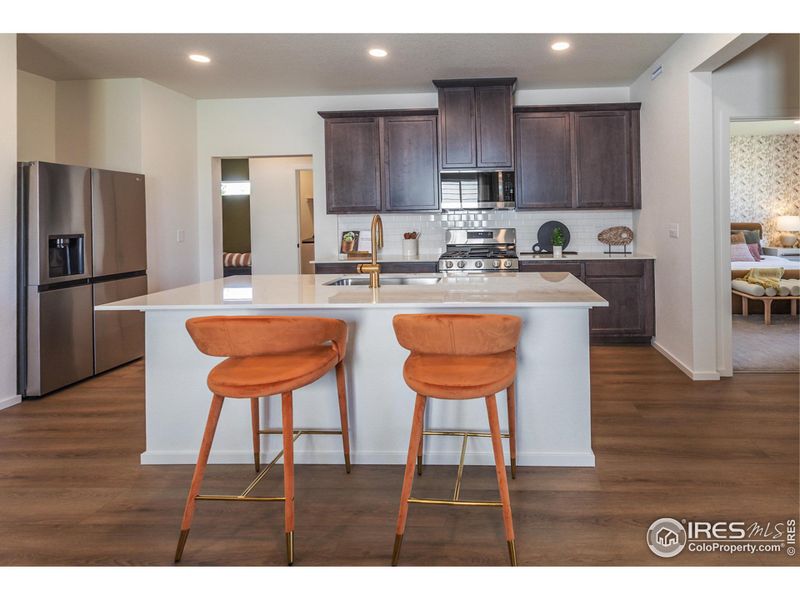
746 243 762 261
730 232 746 245
739 229 761 245
731 243 756 262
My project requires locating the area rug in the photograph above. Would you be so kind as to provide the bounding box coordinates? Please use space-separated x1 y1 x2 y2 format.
732 315 800 372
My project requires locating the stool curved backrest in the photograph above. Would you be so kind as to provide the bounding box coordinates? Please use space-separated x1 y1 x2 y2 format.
185 315 348 361
392 313 521 356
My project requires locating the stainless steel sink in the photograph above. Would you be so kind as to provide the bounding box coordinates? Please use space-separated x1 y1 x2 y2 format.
324 276 442 286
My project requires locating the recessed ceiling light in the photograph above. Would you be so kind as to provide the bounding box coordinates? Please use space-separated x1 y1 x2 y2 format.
368 48 388 58
551 41 571 52
188 54 211 63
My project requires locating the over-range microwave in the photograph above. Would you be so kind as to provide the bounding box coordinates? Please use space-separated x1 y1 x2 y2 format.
440 171 515 211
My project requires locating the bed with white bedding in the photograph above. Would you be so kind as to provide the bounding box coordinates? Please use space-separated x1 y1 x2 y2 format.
731 254 800 271
731 222 799 315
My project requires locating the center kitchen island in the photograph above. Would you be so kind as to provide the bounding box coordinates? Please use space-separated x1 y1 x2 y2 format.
98 272 607 467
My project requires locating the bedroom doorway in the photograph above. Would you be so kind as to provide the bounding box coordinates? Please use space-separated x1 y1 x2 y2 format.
728 118 800 373
248 155 313 274
220 158 253 277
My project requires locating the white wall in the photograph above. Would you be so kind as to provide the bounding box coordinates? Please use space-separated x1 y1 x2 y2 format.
628 34 790 380
47 78 200 291
17 70 55 162
629 34 741 379
711 34 799 375
249 156 313 274
56 79 143 171
196 86 629 280
140 79 200 290
0 35 20 409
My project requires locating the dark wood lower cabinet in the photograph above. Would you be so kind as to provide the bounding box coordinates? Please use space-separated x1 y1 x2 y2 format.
317 259 654 343
519 259 655 344
314 262 438 275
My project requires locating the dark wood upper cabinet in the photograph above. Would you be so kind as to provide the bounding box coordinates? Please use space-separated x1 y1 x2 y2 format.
323 117 382 213
476 86 514 168
321 109 439 213
434 78 515 170
572 110 639 209
514 103 641 210
514 112 572 209
382 115 439 212
437 87 476 169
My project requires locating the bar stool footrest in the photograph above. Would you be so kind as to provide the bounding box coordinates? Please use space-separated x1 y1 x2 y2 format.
195 494 286 502
407 497 503 507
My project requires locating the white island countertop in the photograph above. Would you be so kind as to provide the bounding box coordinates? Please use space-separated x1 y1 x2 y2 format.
105 272 605 468
97 272 608 312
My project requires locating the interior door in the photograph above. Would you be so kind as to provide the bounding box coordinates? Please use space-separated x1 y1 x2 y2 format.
93 275 147 374
91 169 147 277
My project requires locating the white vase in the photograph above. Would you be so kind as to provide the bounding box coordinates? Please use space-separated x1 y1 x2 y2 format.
553 245 563 259
402 238 419 258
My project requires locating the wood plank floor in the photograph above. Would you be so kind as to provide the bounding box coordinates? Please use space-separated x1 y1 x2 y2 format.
0 346 797 566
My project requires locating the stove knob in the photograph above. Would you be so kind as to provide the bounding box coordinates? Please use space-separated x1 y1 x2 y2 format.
492 260 501 268
504 260 513 268
474 260 483 269
457 260 466 269
446 261 454 268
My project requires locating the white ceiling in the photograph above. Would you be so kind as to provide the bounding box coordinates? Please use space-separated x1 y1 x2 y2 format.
730 119 800 136
17 33 681 100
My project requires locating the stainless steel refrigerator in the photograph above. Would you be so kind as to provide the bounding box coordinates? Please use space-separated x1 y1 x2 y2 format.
17 161 148 398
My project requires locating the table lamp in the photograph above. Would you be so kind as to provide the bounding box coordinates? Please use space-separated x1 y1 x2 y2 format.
775 215 800 247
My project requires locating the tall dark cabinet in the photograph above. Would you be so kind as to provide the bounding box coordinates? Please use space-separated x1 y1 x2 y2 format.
514 112 572 209
434 78 515 170
573 110 640 209
514 103 641 210
382 114 439 211
323 117 382 213
321 110 439 213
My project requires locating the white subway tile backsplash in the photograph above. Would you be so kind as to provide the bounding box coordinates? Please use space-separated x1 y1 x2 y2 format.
337 209 635 256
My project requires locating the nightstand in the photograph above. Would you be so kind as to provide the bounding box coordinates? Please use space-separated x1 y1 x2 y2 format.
763 246 800 257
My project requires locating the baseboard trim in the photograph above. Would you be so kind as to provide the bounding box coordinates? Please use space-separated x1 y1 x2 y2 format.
651 340 720 381
141 449 596 467
0 395 22 411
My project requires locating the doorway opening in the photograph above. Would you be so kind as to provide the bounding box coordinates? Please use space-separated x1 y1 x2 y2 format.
728 118 799 373
217 156 313 276
296 169 315 274
220 158 253 277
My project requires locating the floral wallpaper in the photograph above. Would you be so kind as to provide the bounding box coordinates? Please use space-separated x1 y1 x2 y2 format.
730 134 800 245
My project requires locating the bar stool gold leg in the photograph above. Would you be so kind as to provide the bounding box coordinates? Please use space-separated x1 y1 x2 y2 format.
393 394 427 566
486 394 517 566
417 422 424 476
250 397 261 473
507 383 517 479
175 394 225 563
335 361 352 474
282 391 295 566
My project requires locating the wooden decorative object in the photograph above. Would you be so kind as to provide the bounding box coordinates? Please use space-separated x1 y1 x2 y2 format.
598 226 634 255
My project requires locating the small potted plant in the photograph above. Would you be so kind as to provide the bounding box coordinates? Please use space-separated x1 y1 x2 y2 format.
551 227 565 259
402 231 420 258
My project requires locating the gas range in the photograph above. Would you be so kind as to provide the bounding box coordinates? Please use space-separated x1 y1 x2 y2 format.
438 228 519 273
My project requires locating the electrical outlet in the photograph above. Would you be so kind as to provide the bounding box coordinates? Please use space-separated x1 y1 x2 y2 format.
176 229 185 243
668 224 679 239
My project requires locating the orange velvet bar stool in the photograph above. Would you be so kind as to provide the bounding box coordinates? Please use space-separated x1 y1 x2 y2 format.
391 313 521 566
174 316 351 566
